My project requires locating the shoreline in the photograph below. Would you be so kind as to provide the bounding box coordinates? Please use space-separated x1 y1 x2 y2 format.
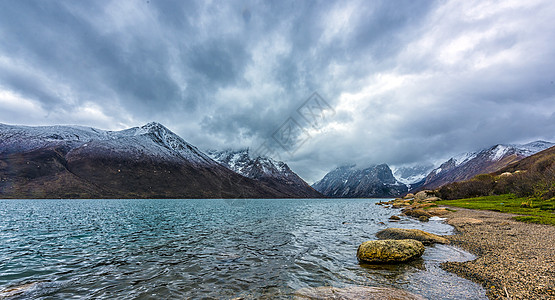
440 206 555 299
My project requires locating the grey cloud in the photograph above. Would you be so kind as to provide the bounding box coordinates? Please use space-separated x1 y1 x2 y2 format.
0 0 554 183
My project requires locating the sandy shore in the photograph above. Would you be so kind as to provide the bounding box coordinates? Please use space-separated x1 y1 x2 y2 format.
440 206 555 300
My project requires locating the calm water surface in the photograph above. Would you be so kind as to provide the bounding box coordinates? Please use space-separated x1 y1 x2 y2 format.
0 199 486 299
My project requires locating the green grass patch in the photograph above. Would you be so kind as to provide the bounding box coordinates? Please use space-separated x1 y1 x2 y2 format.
437 194 555 225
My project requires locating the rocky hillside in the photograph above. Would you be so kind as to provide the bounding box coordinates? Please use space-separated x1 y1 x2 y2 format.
0 122 313 199
312 164 408 198
437 145 555 200
417 141 554 191
207 149 322 198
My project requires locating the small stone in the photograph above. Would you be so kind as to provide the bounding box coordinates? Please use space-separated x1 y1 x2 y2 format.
389 215 401 221
419 215 429 222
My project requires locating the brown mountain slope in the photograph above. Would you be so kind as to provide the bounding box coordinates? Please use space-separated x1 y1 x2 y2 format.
416 141 554 192
0 123 321 199
496 145 555 174
0 145 293 199
437 145 555 200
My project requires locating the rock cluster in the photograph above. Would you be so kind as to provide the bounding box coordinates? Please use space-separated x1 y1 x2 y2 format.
377 190 450 221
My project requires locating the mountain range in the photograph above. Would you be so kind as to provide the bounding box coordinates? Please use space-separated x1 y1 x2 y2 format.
417 141 554 191
312 141 554 198
1 121 552 199
0 122 319 199
311 164 408 198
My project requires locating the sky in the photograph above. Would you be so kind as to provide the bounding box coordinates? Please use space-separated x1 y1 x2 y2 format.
1 0 555 183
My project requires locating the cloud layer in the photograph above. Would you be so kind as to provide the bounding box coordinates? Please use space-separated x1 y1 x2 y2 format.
1 0 554 182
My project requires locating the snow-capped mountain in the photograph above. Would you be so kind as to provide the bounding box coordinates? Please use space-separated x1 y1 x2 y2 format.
0 122 214 165
390 164 435 185
312 164 408 198
0 122 314 199
206 149 322 198
418 141 554 190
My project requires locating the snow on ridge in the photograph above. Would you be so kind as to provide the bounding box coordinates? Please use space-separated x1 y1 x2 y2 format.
391 164 435 185
452 151 478 166
207 148 293 178
0 122 215 166
490 144 509 161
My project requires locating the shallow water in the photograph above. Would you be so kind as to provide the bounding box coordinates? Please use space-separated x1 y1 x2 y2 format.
0 199 486 299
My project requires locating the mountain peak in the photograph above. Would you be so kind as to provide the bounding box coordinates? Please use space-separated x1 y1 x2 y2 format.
140 122 169 134
313 163 408 198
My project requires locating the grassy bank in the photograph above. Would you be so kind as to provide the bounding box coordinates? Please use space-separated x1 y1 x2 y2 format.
437 194 555 225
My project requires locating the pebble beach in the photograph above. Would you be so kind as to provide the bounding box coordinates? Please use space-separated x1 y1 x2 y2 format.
441 207 555 300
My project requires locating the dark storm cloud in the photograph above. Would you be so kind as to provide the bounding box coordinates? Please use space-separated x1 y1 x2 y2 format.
0 0 554 182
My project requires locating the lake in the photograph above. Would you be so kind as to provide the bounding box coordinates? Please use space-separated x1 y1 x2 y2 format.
0 198 486 299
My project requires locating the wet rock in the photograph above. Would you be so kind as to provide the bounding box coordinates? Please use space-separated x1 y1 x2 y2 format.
403 208 432 218
412 202 436 209
389 215 401 221
293 285 425 300
376 228 450 245
357 239 425 263
427 207 450 216
392 202 410 208
419 215 429 222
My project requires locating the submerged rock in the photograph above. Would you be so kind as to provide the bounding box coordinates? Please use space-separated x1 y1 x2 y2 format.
389 215 401 221
376 228 450 245
293 285 425 300
0 282 41 298
356 239 425 263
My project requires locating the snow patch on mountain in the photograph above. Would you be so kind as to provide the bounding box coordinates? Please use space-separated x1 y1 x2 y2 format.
390 164 435 185
0 122 215 166
206 148 293 179
452 151 478 166
490 144 509 161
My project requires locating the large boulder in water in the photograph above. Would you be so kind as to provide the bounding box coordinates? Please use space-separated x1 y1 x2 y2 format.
376 228 449 245
356 239 425 263
293 285 425 300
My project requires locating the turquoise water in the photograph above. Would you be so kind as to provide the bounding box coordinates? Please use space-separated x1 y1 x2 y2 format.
0 199 486 299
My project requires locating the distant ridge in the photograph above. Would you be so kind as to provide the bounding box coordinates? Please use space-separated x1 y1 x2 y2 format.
0 122 317 199
415 141 554 191
312 164 408 198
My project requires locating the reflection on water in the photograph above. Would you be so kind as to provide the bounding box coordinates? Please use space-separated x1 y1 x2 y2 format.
0 199 486 299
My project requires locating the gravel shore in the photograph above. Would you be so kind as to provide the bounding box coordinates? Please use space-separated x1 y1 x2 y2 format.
441 207 555 300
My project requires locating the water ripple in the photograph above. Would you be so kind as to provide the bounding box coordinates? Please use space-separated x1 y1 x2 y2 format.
0 199 486 299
